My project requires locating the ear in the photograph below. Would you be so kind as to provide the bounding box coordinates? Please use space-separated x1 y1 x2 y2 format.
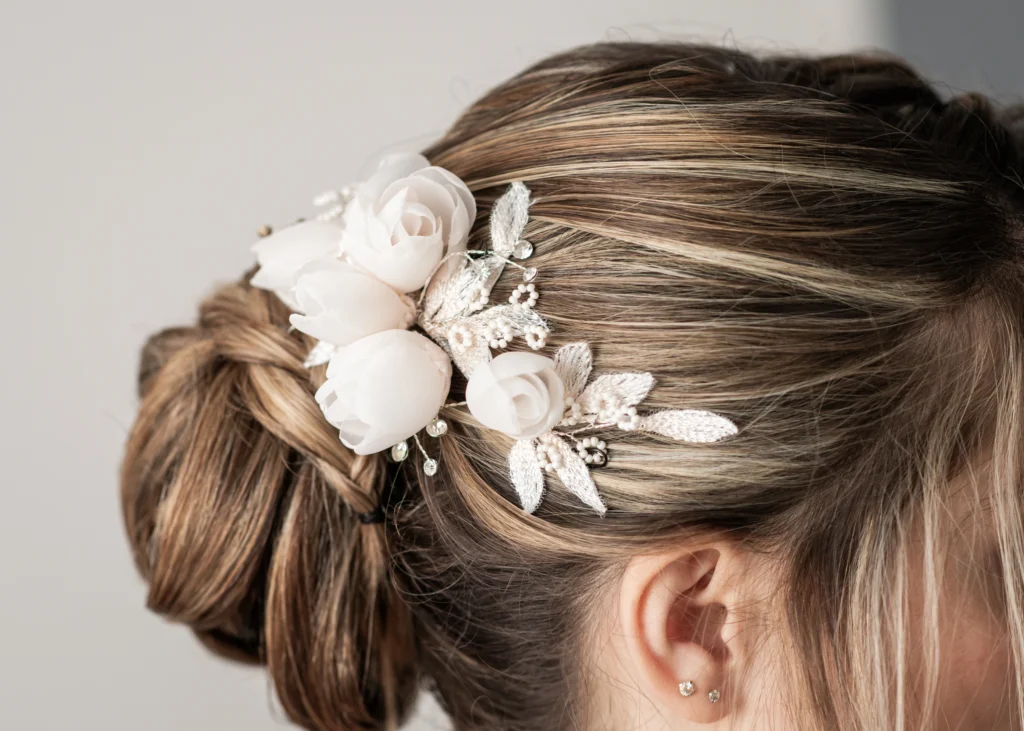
618 543 747 725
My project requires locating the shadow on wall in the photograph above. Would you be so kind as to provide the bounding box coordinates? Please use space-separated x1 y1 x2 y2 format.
888 0 1023 101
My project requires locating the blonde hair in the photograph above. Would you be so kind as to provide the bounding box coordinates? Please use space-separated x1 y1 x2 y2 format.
120 41 1024 730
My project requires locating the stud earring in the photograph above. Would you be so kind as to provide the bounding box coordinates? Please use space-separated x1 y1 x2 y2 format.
678 680 696 697
708 689 721 703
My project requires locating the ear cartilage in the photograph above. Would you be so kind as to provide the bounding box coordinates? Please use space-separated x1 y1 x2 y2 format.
708 689 721 703
678 680 696 697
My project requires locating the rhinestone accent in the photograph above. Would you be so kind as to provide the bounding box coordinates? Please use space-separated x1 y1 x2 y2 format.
522 267 537 282
426 418 448 437
678 681 695 697
512 239 533 259
390 441 409 462
423 458 439 476
708 689 720 704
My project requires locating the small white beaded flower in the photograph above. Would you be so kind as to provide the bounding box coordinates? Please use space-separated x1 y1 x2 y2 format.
561 396 584 426
576 436 608 465
594 393 624 423
536 442 564 473
617 406 641 431
448 323 475 353
509 282 539 309
466 282 489 312
524 324 547 350
486 316 514 349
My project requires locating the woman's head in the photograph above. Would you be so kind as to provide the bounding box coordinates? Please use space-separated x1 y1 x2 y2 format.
120 41 1024 730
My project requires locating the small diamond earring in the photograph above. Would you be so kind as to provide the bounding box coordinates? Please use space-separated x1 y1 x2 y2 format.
678 680 696 697
708 689 721 703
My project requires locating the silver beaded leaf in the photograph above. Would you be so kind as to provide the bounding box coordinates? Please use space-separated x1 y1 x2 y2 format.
580 373 655 413
508 439 545 514
422 253 506 325
553 341 592 398
640 409 740 442
489 182 532 258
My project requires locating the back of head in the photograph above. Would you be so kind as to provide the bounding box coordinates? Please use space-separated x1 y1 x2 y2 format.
120 41 1024 731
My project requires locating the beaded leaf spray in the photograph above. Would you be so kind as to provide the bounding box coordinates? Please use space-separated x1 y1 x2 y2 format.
416 183 739 515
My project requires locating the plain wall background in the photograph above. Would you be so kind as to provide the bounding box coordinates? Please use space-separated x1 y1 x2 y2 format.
890 0 1024 102
1 1 900 729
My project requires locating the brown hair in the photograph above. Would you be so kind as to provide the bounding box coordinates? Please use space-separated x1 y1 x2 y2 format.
121 41 1024 730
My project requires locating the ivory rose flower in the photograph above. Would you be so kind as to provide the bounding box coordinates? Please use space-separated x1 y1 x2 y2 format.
250 220 344 308
466 352 566 440
315 329 452 455
341 152 476 293
288 260 414 347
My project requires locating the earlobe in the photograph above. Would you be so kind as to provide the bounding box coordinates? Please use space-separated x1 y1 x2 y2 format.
619 545 742 725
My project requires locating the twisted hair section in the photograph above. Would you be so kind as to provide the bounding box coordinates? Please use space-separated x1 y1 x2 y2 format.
121 275 418 730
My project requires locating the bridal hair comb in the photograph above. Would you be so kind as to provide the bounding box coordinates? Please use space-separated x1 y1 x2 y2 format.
249 152 739 515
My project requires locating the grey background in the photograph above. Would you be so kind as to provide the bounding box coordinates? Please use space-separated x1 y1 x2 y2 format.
890 0 1024 103
4 0 1013 729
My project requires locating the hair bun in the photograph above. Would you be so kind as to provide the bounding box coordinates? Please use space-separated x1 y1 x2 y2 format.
121 274 420 730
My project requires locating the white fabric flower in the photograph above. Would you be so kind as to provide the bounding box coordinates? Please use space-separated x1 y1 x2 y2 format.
288 260 414 347
315 329 452 455
341 152 475 293
465 352 565 440
250 220 344 308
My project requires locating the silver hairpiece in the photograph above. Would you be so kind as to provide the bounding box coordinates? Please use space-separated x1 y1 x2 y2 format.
249 154 739 516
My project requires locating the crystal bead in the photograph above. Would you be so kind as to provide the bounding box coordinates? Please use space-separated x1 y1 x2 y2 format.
512 240 533 259
390 441 409 462
423 458 438 476
708 689 721 703
678 681 695 697
522 267 538 282
426 418 448 437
